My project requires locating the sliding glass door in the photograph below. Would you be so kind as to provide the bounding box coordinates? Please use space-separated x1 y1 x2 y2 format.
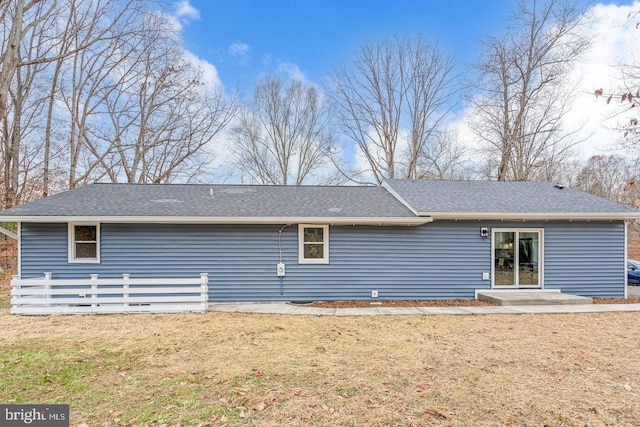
493 229 542 288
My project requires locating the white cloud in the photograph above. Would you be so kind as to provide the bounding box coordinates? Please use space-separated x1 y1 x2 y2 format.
277 62 307 82
206 125 244 183
174 0 201 22
229 42 250 58
350 129 415 183
565 1 640 158
182 50 222 90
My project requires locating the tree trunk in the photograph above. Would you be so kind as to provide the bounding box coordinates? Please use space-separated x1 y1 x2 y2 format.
0 0 24 208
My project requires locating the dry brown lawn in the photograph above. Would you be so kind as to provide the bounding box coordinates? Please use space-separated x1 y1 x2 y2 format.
1 304 640 426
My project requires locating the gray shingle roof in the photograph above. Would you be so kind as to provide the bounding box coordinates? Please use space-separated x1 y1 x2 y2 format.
0 183 416 220
384 179 640 218
2 180 638 223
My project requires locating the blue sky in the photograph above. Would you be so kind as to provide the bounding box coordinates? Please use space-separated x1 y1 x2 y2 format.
172 0 640 175
179 0 520 88
176 0 640 89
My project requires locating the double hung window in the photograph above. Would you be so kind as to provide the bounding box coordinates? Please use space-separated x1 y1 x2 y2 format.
298 224 329 264
69 223 100 263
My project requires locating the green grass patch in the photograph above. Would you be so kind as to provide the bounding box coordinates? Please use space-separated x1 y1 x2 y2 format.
0 287 10 309
1 311 640 426
0 348 92 403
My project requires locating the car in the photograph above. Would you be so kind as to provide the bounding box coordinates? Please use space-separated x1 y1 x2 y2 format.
628 260 640 285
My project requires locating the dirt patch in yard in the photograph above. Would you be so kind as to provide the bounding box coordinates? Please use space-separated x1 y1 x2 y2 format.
593 296 640 304
0 278 9 309
308 299 497 308
1 305 640 426
311 296 640 308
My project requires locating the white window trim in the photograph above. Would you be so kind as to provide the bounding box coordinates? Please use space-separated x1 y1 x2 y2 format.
491 228 544 289
17 222 21 278
298 224 329 264
68 222 100 264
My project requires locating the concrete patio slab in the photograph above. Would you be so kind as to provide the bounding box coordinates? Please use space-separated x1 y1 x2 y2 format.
477 291 593 306
505 303 640 314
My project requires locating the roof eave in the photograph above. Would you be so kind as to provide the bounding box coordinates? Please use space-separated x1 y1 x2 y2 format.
419 211 640 221
5 215 433 226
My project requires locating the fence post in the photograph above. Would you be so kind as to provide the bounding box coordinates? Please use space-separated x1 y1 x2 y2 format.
200 273 208 311
10 275 20 313
122 274 130 310
90 274 99 311
44 272 52 306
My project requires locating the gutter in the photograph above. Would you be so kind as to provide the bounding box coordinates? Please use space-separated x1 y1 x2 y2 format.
0 215 433 227
419 211 640 221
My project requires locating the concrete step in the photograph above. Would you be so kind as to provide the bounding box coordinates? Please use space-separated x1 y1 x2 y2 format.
477 291 593 306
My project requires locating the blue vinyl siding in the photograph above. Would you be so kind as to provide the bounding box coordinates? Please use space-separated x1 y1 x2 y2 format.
19 220 626 301
542 221 626 297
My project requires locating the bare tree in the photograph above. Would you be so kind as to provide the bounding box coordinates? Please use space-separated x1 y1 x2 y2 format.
42 0 143 195
231 75 332 185
67 12 239 185
416 131 469 180
5 34 52 206
0 0 143 207
0 1 55 138
58 4 135 188
329 35 459 184
572 154 640 206
0 0 237 206
593 11 640 149
0 0 58 207
594 71 640 156
469 0 590 181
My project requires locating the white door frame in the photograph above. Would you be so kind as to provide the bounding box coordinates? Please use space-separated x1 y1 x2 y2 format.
491 228 544 289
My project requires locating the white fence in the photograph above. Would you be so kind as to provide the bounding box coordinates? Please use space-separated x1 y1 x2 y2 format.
10 273 208 315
